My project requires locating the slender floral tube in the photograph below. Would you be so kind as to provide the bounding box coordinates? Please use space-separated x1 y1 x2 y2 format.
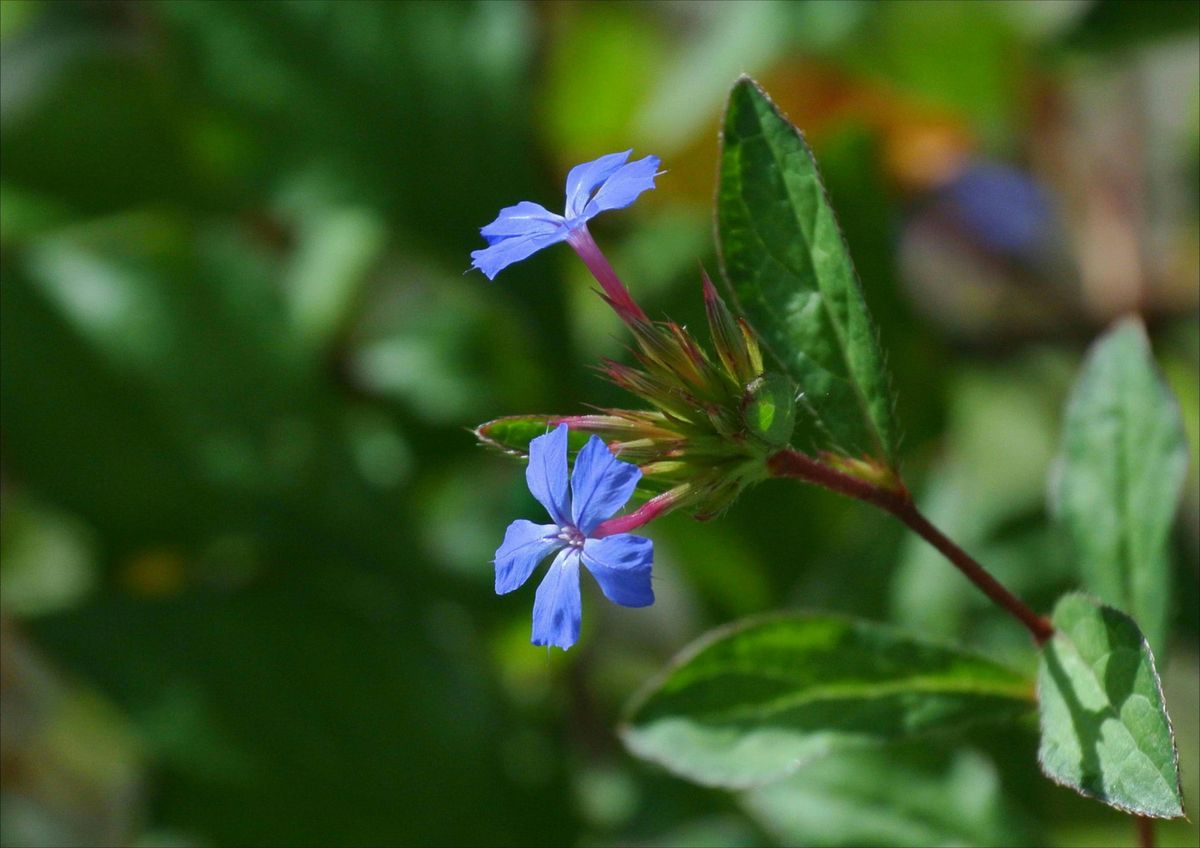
592 486 688 538
566 225 650 325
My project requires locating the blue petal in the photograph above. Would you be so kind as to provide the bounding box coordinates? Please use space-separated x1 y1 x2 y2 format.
480 201 566 239
564 150 632 219
570 434 641 533
584 155 660 218
940 162 1054 256
470 229 570 280
494 520 562 595
526 423 571 526
581 534 653 608
531 548 582 649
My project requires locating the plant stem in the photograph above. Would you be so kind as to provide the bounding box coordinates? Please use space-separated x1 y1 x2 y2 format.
1135 816 1155 848
891 497 1055 645
767 448 1054 645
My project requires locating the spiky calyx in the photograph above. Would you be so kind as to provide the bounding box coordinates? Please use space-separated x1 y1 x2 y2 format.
478 270 797 520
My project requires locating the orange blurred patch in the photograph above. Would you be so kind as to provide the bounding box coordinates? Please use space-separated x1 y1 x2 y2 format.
757 62 975 193
118 548 187 597
660 61 977 207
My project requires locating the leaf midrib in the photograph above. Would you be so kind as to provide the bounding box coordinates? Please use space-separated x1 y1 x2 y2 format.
1114 350 1136 625
644 673 1032 726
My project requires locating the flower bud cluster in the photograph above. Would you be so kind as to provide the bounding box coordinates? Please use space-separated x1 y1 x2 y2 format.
556 272 795 520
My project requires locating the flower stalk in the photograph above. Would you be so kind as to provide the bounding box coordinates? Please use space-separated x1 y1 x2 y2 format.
766 447 1054 645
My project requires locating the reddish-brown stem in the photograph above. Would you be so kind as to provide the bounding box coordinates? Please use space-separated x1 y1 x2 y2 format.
767 448 1054 645
1135 817 1155 848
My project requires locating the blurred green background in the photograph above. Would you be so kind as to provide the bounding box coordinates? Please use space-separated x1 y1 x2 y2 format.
1 1 1197 846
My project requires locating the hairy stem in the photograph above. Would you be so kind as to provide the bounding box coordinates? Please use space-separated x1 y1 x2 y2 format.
767 448 1054 645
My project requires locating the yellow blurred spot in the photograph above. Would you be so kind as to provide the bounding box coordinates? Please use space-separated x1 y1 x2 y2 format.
118 549 187 597
883 119 973 193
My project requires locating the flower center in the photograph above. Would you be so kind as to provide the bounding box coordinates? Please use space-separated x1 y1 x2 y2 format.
557 526 585 548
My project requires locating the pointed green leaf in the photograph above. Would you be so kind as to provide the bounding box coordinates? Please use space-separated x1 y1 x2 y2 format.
717 77 898 467
1054 318 1188 655
620 614 1033 789
1037 593 1184 818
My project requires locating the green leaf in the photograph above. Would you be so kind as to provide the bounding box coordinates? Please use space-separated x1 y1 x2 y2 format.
1054 318 1188 655
620 614 1033 789
1061 0 1200 53
742 743 1036 848
717 77 898 469
1037 593 1184 818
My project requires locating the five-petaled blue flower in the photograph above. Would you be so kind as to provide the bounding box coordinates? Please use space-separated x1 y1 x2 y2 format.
494 424 654 650
471 150 660 280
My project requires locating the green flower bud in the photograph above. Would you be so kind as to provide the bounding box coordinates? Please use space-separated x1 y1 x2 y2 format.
742 372 796 448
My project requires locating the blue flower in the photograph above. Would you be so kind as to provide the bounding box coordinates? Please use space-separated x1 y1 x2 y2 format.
494 423 654 650
471 150 660 280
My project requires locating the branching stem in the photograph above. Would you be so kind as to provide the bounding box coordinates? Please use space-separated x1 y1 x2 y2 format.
767 448 1054 645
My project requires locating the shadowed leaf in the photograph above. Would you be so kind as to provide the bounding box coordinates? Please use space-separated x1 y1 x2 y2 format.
1037 593 1184 818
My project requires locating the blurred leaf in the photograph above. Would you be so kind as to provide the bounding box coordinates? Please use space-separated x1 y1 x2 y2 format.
539 4 664 158
843 1 1022 147
159 0 538 254
717 78 898 473
633 2 792 153
0 496 97 616
636 816 762 848
1 235 206 536
0 210 399 550
1061 0 1200 53
0 0 41 41
1037 593 1184 818
620 613 1032 789
349 264 544 424
29 572 575 846
1054 318 1187 655
0 184 75 243
284 204 387 349
0 18 199 215
742 742 1035 848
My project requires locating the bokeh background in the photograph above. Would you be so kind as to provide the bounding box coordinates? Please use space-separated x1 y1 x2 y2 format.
1 1 1198 846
